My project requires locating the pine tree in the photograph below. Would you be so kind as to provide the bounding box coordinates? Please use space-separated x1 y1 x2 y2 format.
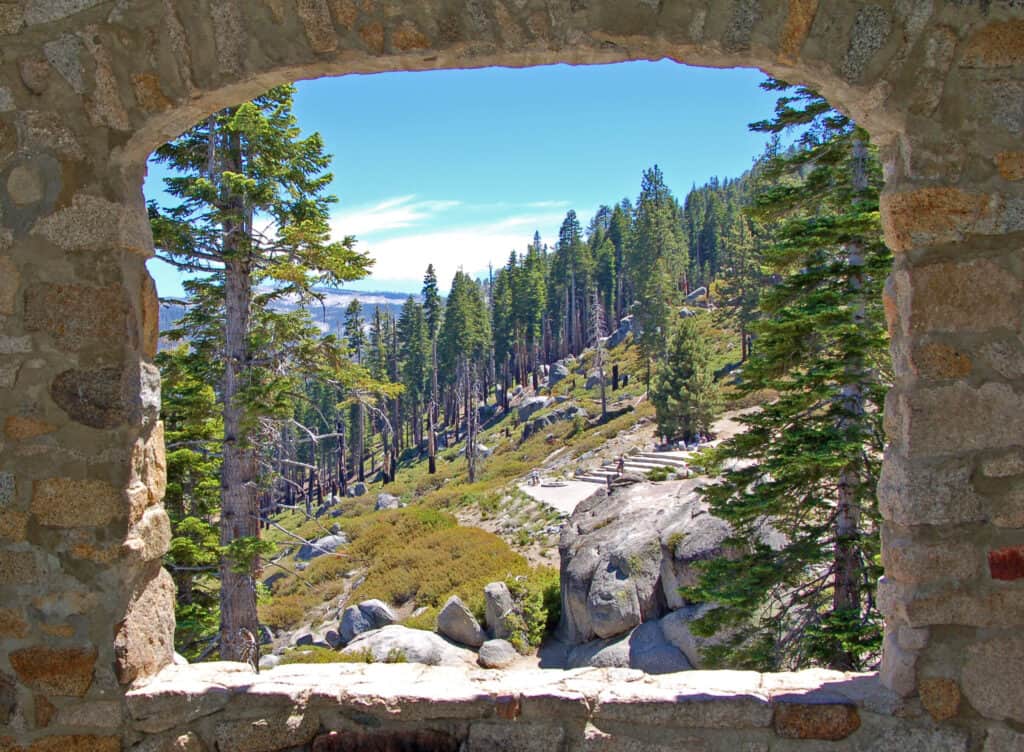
650 316 721 442
685 81 891 672
149 85 371 660
422 265 443 474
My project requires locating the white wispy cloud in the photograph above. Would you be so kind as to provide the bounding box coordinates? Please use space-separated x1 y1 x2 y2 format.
330 195 461 237
328 195 579 289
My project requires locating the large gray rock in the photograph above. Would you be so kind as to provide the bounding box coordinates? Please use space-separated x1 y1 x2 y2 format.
341 625 475 666
565 618 691 674
340 599 396 644
295 533 348 561
478 639 517 669
517 396 550 423
585 371 603 390
522 403 589 440
437 595 485 648
549 361 570 386
483 582 515 639
375 493 400 511
349 482 367 497
558 479 775 644
606 315 634 349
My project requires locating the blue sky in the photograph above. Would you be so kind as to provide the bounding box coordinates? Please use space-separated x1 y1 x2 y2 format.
145 60 780 297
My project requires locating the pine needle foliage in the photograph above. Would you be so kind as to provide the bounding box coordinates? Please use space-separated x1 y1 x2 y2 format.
684 81 891 672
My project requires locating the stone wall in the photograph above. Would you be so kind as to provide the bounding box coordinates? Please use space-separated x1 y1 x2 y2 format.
0 1 1021 750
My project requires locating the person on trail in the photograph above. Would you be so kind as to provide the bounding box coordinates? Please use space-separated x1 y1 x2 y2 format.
616 456 625 476
606 474 613 493
530 469 540 486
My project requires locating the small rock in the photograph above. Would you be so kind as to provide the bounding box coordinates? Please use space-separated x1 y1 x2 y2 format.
295 533 348 561
437 595 486 648
258 654 281 671
341 625 475 666
341 599 396 644
483 582 515 640
375 493 399 511
349 482 367 497
478 639 517 669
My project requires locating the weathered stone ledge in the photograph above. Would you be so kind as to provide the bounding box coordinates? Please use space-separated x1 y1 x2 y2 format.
123 663 972 752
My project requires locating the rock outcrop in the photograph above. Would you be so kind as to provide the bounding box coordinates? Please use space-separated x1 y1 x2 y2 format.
522 403 588 440
557 479 778 669
295 533 348 561
375 493 400 511
483 582 515 640
477 639 517 669
340 599 396 644
437 596 485 648
340 625 475 666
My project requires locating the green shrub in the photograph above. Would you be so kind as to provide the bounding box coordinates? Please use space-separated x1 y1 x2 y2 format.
403 607 438 631
258 595 310 630
646 466 671 482
279 646 347 664
505 567 560 652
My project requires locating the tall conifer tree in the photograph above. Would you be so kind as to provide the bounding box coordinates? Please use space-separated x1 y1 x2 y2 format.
686 82 891 672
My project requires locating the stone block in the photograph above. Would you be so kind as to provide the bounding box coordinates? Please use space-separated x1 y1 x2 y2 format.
297 0 337 53
877 450 983 526
0 549 41 585
980 338 1024 380
34 694 55 728
393 20 431 51
841 5 890 82
879 628 917 697
897 626 928 651
894 383 1024 458
31 478 123 528
131 732 205 752
25 736 120 752
995 151 1024 181
0 255 18 314
771 701 860 740
0 472 13 506
23 0 106 26
0 607 29 638
132 74 172 112
54 701 123 729
0 511 28 541
988 485 1024 528
963 634 1024 721
3 416 57 441
141 274 159 359
882 575 1024 627
312 730 458 752
909 342 971 380
114 567 175 684
882 536 982 586
50 367 129 429
31 194 152 256
8 646 96 696
881 187 996 253
906 258 1020 334
359 22 384 53
0 335 33 354
24 283 126 352
919 677 960 722
593 687 772 729
982 450 1024 478
985 727 1024 752
467 722 564 752
963 20 1024 68
777 0 818 63
214 710 319 752
123 506 171 562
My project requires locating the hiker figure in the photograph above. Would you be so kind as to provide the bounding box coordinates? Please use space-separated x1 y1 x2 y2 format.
530 470 540 486
616 456 625 476
606 474 613 493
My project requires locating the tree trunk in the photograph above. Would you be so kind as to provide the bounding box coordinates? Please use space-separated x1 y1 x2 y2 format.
219 255 260 661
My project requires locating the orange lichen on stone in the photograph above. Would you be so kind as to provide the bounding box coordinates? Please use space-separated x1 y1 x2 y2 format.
995 151 1024 181
31 478 123 528
881 187 993 252
359 22 384 53
33 696 55 728
911 342 973 379
919 677 961 721
773 702 861 741
328 0 358 28
0 608 29 638
963 20 1024 67
26 737 120 752
8 647 96 697
779 0 818 62
132 74 172 112
0 512 28 542
392 20 430 51
3 416 57 441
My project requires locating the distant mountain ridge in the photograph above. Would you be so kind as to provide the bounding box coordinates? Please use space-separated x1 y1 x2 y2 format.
158 287 418 345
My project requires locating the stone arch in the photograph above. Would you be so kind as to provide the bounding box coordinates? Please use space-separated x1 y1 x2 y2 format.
0 1 1022 749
